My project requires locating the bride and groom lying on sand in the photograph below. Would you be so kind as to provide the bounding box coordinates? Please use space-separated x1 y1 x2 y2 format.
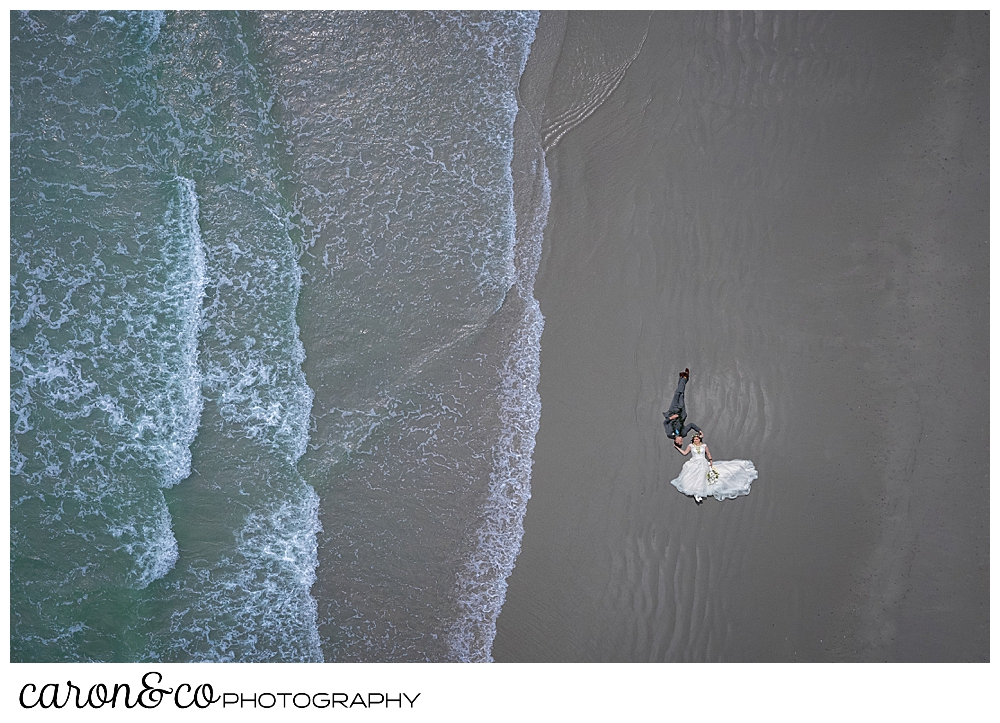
663 368 757 504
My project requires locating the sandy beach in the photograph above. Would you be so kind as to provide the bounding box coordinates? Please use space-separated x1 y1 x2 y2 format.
493 10 988 662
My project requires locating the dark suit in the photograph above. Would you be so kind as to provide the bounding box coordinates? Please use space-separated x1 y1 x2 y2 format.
663 376 701 439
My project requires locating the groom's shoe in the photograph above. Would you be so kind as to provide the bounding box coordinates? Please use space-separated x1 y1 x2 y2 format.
679 368 689 379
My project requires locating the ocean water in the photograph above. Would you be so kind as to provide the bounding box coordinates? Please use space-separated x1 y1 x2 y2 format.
10 10 542 662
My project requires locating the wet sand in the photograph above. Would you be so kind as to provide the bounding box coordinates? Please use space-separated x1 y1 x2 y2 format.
494 10 988 662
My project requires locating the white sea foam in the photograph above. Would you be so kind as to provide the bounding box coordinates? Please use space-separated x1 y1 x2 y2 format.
110 501 179 589
116 175 207 588
448 294 545 662
230 484 324 661
156 479 323 663
155 176 207 489
448 19 550 658
137 10 165 48
188 229 320 660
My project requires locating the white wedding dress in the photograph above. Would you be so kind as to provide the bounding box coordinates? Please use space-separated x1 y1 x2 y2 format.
670 443 757 501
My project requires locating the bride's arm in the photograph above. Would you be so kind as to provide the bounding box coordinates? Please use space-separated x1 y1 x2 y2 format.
705 445 714 465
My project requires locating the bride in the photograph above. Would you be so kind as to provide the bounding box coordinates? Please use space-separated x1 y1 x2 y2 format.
670 432 757 503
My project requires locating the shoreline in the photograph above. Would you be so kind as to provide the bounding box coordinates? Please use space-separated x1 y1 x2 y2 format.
451 11 564 662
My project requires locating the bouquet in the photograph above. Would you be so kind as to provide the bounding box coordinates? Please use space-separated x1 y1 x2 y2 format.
707 466 720 485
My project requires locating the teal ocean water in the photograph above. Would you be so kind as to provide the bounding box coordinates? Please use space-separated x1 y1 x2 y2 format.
11 10 542 662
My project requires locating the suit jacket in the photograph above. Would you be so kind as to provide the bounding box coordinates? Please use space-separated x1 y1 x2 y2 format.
663 410 685 436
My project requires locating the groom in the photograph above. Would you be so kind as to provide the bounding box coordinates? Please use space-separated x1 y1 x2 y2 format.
663 368 702 452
